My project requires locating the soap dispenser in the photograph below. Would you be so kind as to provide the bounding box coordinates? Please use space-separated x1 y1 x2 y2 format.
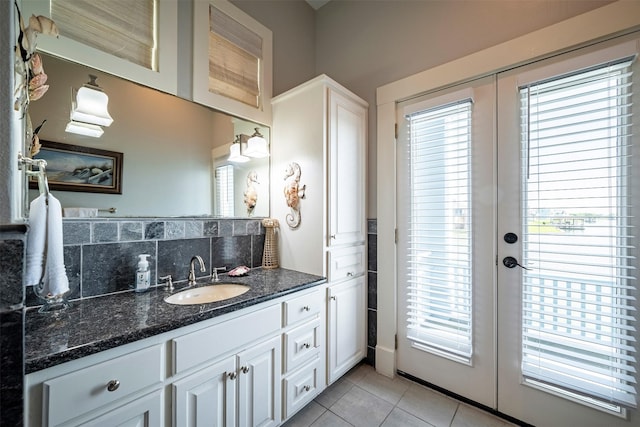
135 254 151 293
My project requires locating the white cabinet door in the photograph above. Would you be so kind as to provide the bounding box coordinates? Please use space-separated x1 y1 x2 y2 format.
327 88 367 247
327 276 366 383
237 335 281 427
173 356 237 427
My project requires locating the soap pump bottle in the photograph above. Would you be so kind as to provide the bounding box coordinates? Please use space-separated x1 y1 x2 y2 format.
135 254 151 293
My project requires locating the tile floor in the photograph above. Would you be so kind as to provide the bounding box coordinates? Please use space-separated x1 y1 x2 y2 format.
283 364 518 427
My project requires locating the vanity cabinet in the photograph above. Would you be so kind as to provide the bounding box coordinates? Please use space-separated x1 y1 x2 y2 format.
327 276 366 384
173 335 281 427
36 344 163 427
173 356 236 426
272 75 368 384
25 286 326 427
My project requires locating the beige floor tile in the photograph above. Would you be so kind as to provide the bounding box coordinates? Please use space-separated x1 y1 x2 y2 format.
451 404 516 427
356 370 411 405
310 411 354 427
283 401 326 427
314 376 355 409
330 385 395 427
396 383 459 427
344 363 373 384
381 407 435 427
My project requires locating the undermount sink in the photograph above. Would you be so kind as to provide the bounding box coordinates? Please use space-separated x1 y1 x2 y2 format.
164 284 250 305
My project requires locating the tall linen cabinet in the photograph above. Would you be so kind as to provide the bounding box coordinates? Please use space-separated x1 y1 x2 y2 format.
271 75 368 384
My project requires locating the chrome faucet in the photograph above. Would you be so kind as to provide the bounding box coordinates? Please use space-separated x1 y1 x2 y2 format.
211 266 227 282
188 255 206 287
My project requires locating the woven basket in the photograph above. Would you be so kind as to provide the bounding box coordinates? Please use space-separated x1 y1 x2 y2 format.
262 218 280 269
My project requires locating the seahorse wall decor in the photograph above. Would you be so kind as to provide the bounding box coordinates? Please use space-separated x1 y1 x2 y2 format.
243 170 259 216
283 162 306 229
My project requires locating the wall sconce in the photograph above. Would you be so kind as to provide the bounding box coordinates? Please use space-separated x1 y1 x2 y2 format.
228 135 250 163
244 128 269 158
66 74 112 137
64 121 104 138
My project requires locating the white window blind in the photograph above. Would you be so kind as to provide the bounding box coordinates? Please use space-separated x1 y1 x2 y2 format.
215 165 234 217
404 99 473 362
208 5 262 108
520 57 637 409
51 0 156 70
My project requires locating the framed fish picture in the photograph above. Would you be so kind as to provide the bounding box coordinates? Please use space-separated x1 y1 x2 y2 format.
29 141 123 194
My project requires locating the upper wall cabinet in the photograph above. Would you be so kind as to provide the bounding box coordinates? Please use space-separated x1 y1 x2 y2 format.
21 0 178 95
192 0 273 125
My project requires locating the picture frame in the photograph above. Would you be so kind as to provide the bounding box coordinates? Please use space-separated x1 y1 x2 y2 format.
30 140 123 194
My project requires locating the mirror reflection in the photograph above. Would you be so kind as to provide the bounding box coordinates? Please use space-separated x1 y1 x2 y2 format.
27 53 270 218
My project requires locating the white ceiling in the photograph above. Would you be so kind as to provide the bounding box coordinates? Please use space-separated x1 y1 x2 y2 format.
306 0 331 10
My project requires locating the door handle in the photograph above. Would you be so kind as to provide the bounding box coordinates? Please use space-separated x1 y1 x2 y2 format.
503 256 530 270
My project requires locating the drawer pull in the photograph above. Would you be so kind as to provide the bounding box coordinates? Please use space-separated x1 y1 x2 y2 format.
302 305 311 312
106 380 120 392
347 271 354 277
241 366 250 374
303 385 311 392
228 372 237 380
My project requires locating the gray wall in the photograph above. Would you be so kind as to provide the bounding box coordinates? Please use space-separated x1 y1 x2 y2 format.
314 0 612 217
235 0 614 217
232 0 317 97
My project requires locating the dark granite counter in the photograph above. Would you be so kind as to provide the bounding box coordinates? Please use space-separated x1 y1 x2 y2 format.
25 268 325 374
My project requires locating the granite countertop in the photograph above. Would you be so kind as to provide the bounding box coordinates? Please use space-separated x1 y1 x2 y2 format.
25 268 326 374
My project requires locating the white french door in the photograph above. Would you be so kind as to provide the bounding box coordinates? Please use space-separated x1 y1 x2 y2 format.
397 38 639 426
396 75 497 408
496 41 639 426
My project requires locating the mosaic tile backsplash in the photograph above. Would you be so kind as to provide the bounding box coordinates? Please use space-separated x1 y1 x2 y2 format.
26 218 266 307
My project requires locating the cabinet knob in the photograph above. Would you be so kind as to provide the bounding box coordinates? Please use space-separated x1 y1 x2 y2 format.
302 305 310 311
347 272 354 277
330 235 336 239
303 385 311 392
241 366 250 374
228 372 237 380
107 379 120 392
331 296 336 301
302 342 311 349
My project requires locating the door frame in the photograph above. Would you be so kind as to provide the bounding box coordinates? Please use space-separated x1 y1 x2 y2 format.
374 1 640 379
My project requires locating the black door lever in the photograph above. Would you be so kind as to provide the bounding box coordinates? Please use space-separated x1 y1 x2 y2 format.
503 256 530 270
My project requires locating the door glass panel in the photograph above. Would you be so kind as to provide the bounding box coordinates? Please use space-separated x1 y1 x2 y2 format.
403 98 473 362
519 58 637 408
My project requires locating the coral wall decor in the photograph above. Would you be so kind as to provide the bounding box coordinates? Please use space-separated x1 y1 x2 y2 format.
283 162 305 228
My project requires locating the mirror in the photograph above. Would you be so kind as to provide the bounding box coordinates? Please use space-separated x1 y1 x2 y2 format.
27 53 270 218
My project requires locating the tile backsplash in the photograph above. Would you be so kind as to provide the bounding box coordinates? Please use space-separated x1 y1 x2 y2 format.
26 218 265 307
367 219 377 366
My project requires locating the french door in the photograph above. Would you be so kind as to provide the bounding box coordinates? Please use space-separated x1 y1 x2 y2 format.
397 38 639 426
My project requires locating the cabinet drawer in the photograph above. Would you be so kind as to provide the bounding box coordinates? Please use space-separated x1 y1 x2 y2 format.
43 345 162 427
328 245 366 282
172 304 281 374
284 319 320 373
283 357 321 419
283 290 321 327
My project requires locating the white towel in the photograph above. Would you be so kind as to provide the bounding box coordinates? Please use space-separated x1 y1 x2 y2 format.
63 207 98 218
25 194 70 297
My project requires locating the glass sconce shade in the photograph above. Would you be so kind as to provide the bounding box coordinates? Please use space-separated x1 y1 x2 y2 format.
71 85 113 127
65 121 104 138
244 128 269 158
228 136 250 163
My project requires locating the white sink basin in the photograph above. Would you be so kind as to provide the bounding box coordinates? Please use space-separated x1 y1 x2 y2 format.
164 284 250 305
